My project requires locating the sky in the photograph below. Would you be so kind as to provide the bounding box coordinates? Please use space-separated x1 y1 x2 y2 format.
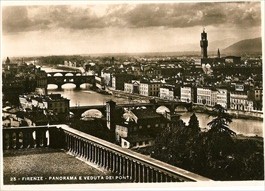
1 1 262 57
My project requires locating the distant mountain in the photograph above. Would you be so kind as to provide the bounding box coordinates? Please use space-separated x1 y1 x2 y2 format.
208 38 238 52
222 37 262 56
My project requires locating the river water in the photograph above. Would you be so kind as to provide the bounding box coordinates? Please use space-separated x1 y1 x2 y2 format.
41 65 263 137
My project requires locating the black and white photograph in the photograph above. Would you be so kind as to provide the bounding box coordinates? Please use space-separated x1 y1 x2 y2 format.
1 0 264 190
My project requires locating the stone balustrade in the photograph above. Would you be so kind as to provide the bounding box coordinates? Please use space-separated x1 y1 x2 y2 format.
3 125 211 183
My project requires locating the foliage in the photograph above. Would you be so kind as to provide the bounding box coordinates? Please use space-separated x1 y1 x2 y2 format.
207 104 235 136
151 106 264 181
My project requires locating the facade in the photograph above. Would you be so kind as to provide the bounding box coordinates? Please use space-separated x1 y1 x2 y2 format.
139 82 162 97
230 91 254 112
160 86 175 100
124 80 140 94
216 89 229 109
111 73 135 90
254 87 263 102
115 108 171 149
180 86 196 103
19 94 70 115
197 87 212 106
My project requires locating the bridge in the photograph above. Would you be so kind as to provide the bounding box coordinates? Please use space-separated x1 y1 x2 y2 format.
70 101 193 118
46 72 95 89
3 125 211 183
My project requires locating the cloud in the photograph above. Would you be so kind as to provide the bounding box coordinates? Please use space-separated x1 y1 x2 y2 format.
2 2 261 34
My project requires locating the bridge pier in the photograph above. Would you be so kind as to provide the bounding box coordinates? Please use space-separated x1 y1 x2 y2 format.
75 84 81 90
57 84 62 90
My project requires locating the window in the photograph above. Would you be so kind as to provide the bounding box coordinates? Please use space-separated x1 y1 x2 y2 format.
147 125 151 128
123 141 127 147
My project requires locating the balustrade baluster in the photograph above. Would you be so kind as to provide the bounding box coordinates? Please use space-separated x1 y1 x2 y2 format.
106 151 109 170
156 170 160 183
118 156 122 175
142 166 146 183
95 146 99 165
3 132 7 150
15 132 20 149
145 166 150 182
160 173 165 182
102 148 106 168
138 164 143 183
88 143 92 161
99 147 103 166
35 130 41 147
112 154 116 173
129 160 133 181
9 132 13 149
123 158 128 176
84 140 87 158
43 129 48 147
69 135 73 152
149 168 154 183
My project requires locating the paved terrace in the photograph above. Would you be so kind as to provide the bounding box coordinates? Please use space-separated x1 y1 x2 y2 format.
3 148 129 185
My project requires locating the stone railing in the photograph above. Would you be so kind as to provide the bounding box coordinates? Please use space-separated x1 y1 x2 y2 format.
3 125 211 183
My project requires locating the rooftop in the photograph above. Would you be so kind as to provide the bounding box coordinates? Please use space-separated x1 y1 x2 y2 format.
131 108 163 119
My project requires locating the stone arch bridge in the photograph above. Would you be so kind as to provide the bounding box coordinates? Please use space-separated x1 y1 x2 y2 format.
70 101 193 118
46 71 95 89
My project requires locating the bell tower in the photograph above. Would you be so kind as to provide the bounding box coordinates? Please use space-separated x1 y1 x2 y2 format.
200 28 208 58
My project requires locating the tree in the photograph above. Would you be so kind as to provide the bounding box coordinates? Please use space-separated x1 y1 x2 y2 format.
187 113 200 133
207 104 235 136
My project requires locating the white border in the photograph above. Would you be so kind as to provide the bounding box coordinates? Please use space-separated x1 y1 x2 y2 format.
1 0 264 190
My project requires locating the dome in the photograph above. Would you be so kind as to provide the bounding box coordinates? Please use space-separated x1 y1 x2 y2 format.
81 109 103 119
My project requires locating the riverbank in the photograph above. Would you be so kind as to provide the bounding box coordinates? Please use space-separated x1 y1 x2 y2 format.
193 105 263 121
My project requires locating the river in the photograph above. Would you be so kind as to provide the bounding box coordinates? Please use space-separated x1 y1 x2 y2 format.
40 65 263 137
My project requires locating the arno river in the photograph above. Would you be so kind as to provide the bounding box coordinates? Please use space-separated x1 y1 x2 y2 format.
42 66 263 137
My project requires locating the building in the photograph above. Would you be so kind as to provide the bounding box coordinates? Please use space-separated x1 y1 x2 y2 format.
115 108 172 149
139 82 162 97
197 87 212 106
230 91 254 112
160 86 177 100
19 93 70 116
216 89 229 109
180 86 196 103
200 28 208 59
111 73 135 90
124 80 140 94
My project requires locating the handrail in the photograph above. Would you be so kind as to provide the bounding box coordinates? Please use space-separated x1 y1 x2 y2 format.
57 124 211 182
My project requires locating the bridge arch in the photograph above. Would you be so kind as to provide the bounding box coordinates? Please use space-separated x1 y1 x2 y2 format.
61 83 76 89
156 106 170 114
174 105 188 112
65 73 74 76
54 73 63 76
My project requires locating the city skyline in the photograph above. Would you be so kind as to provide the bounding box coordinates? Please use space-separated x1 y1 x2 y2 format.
2 1 262 57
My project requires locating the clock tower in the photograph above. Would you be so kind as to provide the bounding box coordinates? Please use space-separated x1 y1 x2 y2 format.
200 28 208 58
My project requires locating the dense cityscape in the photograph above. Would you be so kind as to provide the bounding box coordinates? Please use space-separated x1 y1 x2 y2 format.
1 1 264 188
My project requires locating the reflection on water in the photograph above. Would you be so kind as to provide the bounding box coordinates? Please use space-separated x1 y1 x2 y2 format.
48 85 130 107
44 66 263 137
180 112 263 137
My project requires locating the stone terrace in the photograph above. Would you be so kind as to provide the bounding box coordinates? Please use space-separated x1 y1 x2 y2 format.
3 148 129 184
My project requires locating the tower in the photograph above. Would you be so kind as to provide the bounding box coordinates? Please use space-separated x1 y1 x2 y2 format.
106 100 116 131
217 48 220 58
200 28 208 58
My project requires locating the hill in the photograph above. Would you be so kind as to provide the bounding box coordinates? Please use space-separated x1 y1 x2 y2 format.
222 37 262 56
